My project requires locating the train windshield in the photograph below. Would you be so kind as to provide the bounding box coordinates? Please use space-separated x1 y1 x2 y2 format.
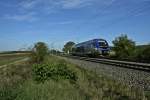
98 41 108 47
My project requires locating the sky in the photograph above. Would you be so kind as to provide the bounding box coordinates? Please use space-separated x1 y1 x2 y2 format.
0 0 150 51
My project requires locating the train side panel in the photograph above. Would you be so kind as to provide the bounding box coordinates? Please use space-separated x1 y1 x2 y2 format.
72 39 109 56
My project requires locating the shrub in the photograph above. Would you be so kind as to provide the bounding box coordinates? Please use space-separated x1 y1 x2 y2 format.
135 45 150 63
30 42 49 63
90 50 100 57
32 62 78 83
112 34 135 59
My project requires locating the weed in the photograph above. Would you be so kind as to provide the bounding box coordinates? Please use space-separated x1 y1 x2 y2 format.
32 62 78 83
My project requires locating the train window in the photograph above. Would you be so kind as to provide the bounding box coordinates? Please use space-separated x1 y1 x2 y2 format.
76 46 84 52
99 42 108 47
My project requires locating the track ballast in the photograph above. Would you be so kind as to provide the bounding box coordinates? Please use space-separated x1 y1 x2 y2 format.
61 55 150 72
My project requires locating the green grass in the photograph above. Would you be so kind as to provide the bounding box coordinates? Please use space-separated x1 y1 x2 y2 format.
15 80 86 100
0 61 32 100
0 55 148 100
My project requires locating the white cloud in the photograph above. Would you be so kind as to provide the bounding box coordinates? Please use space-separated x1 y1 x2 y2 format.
3 0 117 21
56 21 73 25
17 0 117 15
59 0 93 9
4 12 37 22
19 0 41 9
19 0 93 10
49 21 73 25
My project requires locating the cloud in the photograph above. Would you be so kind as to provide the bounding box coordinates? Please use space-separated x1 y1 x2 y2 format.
18 0 119 15
17 0 118 16
7 0 147 22
19 0 93 10
49 21 73 25
5 0 95 21
4 12 37 22
59 0 93 9
56 21 73 25
19 0 43 9
3 0 117 22
20 0 38 9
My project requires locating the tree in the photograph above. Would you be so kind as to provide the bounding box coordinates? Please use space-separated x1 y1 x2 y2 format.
31 42 49 63
136 44 150 62
63 41 75 54
112 34 135 59
50 49 60 55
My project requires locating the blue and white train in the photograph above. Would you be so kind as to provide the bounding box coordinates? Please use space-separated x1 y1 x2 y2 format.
72 39 110 56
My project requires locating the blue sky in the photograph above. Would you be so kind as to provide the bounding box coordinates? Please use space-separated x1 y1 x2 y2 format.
0 0 150 51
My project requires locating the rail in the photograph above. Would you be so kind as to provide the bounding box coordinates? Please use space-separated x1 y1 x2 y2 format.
60 55 150 72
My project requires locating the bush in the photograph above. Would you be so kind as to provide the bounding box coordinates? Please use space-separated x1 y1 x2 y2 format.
32 62 78 83
135 45 150 63
112 34 135 59
30 42 49 63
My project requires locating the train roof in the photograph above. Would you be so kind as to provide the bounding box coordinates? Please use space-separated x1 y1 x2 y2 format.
75 39 106 47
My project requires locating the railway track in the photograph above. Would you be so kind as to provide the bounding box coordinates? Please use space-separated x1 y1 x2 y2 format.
61 55 150 72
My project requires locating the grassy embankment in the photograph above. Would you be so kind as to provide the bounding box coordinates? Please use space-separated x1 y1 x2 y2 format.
0 53 28 66
0 55 149 100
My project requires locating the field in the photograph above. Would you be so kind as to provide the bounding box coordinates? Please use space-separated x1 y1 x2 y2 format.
0 53 28 66
0 55 149 100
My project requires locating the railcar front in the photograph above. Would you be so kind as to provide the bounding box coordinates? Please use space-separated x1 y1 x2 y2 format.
95 39 110 55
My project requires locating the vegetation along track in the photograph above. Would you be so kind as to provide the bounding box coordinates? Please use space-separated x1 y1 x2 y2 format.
59 55 150 91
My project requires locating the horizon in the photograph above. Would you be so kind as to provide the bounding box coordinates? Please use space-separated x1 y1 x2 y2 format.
0 0 150 51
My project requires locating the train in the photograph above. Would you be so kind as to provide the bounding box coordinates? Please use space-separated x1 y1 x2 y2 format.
72 39 110 56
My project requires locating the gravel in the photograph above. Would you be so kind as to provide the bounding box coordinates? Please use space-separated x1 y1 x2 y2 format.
60 56 150 91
